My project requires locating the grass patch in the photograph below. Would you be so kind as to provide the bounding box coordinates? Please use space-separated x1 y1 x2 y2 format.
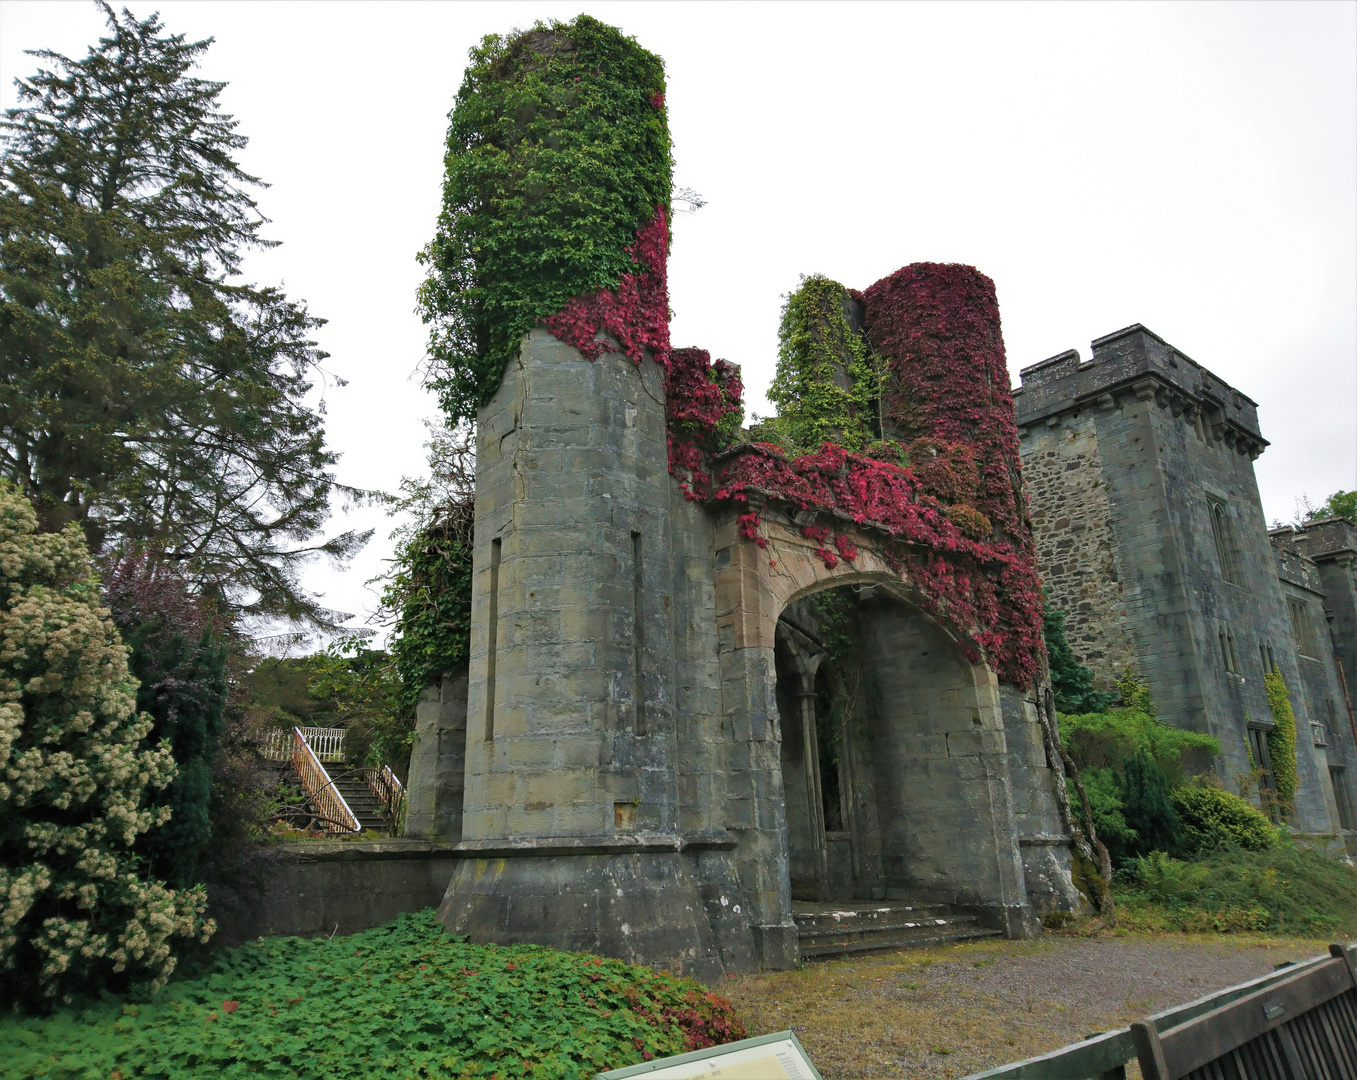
1 910 744 1080
1117 842 1357 937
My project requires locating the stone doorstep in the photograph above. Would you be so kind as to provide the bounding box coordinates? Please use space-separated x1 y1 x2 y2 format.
794 915 973 941
792 900 1005 959
791 902 952 932
799 928 1004 960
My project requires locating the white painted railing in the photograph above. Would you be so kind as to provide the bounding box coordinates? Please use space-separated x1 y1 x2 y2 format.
365 764 406 831
290 728 360 834
263 726 345 763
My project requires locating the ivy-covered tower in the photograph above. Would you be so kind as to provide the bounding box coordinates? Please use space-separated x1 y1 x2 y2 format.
422 18 728 978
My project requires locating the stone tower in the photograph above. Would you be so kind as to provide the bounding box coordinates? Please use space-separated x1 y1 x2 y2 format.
1013 324 1354 833
438 328 732 978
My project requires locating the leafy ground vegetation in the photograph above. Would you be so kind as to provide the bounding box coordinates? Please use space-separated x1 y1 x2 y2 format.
1043 604 1357 937
1 910 745 1080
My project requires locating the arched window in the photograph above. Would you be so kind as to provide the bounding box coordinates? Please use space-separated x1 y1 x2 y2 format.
1208 498 1242 584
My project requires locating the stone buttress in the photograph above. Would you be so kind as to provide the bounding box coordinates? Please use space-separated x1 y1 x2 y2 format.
437 329 730 980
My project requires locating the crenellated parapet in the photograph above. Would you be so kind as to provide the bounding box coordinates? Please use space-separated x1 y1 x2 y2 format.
1013 324 1268 459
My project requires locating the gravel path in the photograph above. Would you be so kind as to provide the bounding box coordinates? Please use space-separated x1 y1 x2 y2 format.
722 933 1335 1079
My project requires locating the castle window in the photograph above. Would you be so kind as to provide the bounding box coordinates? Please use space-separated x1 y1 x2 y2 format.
1218 625 1242 675
1247 725 1279 822
1259 641 1277 677
1332 767 1356 831
1288 597 1318 657
1208 498 1242 585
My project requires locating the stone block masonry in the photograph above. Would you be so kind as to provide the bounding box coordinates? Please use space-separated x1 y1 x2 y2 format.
1021 408 1137 690
1015 324 1355 836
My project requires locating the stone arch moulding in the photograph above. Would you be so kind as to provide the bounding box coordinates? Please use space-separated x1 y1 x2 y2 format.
712 491 1041 942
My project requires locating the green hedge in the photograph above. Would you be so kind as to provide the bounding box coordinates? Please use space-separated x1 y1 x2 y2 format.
1 911 744 1079
1172 785 1278 855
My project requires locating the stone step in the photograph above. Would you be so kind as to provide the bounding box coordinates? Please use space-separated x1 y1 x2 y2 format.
792 902 951 933
792 901 1003 960
799 924 1003 960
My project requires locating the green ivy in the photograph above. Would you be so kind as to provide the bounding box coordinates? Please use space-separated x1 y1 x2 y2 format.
762 276 882 455
418 16 672 426
1265 667 1299 814
384 525 475 717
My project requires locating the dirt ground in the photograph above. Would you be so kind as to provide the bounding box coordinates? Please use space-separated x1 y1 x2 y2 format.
722 931 1336 1079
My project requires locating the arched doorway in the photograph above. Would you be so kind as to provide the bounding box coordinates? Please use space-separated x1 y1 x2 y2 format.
774 582 1029 913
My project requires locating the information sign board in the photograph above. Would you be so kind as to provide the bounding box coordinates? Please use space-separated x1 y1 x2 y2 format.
595 1030 823 1080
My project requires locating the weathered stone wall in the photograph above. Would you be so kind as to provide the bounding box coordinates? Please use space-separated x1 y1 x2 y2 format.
1020 408 1136 690
858 598 1035 935
1293 519 1357 717
998 685 1084 914
214 842 460 946
404 666 468 842
1273 526 1357 828
1014 324 1343 833
444 328 726 980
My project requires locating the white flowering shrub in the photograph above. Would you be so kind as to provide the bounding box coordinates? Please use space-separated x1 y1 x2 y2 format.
0 483 213 1008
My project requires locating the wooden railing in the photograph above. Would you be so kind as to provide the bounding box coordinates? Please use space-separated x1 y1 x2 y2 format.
365 764 406 831
962 943 1357 1079
290 727 360 834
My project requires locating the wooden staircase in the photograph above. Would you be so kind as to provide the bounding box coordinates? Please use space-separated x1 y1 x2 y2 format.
794 899 1001 960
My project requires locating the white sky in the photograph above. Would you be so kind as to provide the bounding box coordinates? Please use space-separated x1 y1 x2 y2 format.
3 1 1355 643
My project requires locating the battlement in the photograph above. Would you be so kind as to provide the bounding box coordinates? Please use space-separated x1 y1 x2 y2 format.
1270 530 1326 594
1012 324 1267 457
1288 516 1357 563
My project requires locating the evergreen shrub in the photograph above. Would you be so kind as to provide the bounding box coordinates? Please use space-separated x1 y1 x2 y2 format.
1042 596 1115 715
0 910 745 1079
1172 784 1278 854
0 483 212 1009
102 554 229 890
1059 691 1219 782
1117 750 1181 860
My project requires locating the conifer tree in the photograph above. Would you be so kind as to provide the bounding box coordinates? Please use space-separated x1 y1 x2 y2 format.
1043 594 1116 714
0 3 365 628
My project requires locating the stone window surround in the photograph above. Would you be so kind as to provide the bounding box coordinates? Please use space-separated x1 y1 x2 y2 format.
1218 623 1244 676
1208 495 1244 586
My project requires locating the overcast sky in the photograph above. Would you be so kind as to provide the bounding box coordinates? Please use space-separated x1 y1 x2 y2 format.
3 1 1354 644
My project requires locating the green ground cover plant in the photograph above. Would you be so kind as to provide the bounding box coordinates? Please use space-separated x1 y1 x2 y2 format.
1 910 745 1080
1117 843 1357 937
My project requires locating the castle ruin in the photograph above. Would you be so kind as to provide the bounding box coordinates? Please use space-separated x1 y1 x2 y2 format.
394 18 1356 981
